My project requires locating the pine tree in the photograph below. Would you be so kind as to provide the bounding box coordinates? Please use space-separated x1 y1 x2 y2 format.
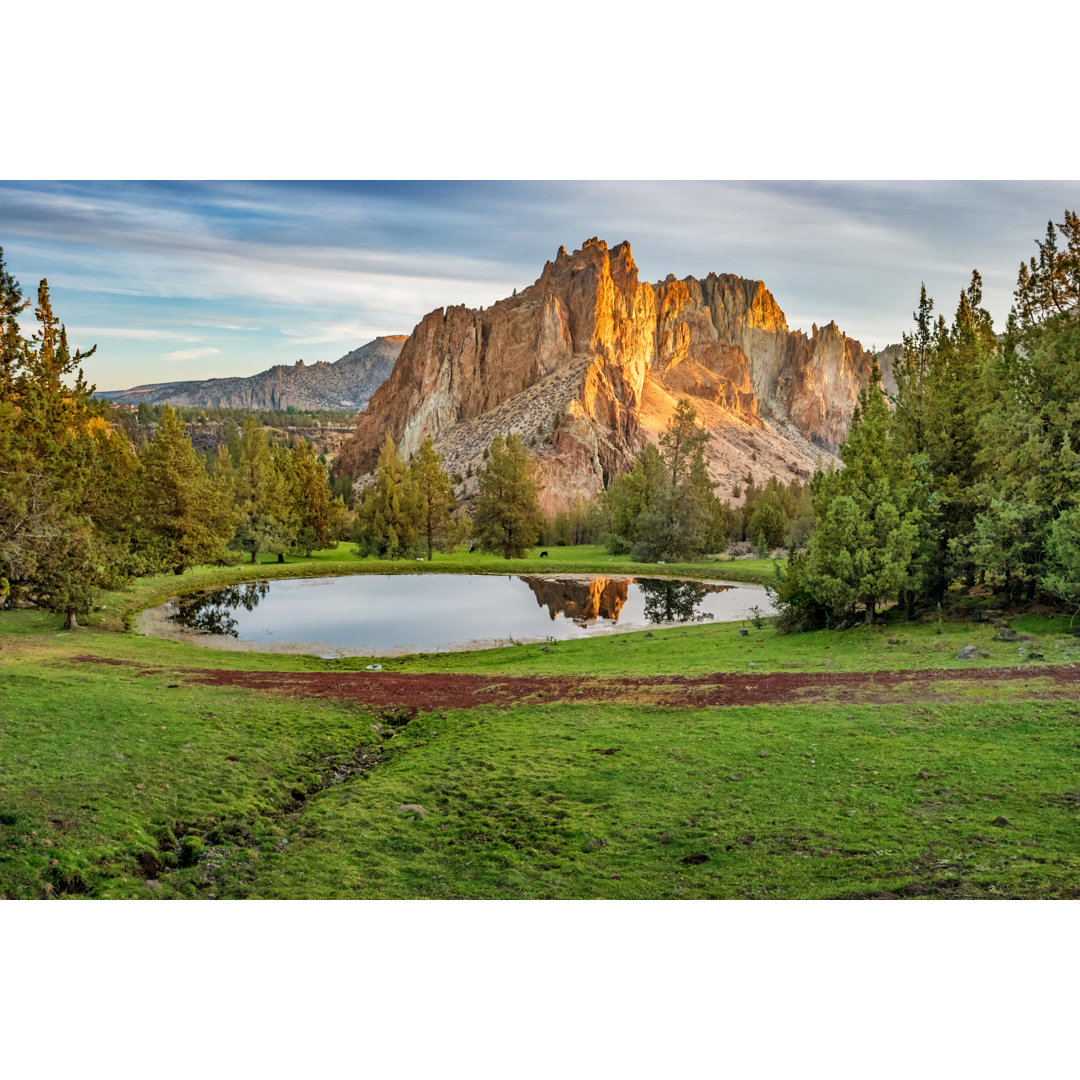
409 437 455 560
801 366 922 624
972 210 1080 600
632 399 716 561
0 270 136 628
604 442 665 552
270 441 300 562
288 438 336 556
138 403 235 574
659 398 711 490
354 433 421 558
233 416 290 564
472 433 542 558
891 276 995 603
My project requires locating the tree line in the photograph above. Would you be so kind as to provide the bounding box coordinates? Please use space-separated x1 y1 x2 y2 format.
774 210 1080 627
353 431 543 560
0 249 351 627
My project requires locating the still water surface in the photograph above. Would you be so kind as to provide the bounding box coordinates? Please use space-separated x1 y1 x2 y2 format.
156 573 775 655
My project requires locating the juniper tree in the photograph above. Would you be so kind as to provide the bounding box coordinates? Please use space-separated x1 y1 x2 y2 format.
233 415 290 564
354 433 421 558
801 365 922 624
288 437 336 556
971 211 1080 600
472 433 541 558
409 437 455 560
138 403 235 574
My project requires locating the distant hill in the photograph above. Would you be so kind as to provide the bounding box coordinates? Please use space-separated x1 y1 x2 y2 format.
96 335 407 411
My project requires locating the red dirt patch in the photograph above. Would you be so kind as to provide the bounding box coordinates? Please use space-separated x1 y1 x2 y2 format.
70 657 1080 710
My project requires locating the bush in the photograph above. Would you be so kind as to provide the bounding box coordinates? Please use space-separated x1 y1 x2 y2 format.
767 553 830 633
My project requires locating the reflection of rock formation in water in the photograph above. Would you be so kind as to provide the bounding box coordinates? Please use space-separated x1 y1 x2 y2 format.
523 576 629 626
636 578 730 624
170 581 270 637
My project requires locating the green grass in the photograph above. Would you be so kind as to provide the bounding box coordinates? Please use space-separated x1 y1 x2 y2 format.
3 544 1080 899
247 698 1080 899
4 639 1078 898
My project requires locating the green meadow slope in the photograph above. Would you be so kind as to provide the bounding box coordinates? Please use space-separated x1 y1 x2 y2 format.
2 546 1079 899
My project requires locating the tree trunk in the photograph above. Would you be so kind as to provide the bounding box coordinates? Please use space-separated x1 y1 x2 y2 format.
864 601 875 626
277 552 285 564
64 610 78 630
250 549 258 565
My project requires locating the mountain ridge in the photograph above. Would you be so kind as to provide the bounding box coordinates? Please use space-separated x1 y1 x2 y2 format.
97 335 407 412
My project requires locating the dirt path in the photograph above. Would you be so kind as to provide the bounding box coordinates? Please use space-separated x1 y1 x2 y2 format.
73 656 1080 709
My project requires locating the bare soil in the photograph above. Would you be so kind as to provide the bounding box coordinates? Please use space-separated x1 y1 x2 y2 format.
72 657 1080 710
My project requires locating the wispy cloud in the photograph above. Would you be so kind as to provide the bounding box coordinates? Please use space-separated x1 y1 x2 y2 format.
162 346 220 362
67 326 201 342
4 179 1080 389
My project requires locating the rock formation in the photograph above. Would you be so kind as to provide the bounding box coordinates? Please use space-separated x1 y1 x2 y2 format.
98 336 406 412
335 240 889 512
524 575 630 625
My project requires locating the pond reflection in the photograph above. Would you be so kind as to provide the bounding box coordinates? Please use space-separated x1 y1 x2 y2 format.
525 576 728 625
525 576 630 625
637 578 725 624
155 572 773 654
170 581 270 637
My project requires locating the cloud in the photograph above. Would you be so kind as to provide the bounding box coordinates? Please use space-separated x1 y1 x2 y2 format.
6 179 1080 388
67 326 201 342
161 346 220 361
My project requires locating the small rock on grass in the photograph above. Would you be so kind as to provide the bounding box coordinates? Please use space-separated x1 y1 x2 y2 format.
396 804 427 818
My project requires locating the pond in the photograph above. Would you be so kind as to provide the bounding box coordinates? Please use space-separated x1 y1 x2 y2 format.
138 573 775 656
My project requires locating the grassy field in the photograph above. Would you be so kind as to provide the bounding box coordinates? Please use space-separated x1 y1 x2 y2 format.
3 544 1079 899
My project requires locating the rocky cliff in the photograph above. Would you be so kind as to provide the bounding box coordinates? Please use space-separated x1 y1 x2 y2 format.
336 240 886 512
98 335 406 412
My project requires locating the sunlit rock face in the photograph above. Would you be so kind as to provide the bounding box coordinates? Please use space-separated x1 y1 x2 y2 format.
524 575 630 625
336 239 881 512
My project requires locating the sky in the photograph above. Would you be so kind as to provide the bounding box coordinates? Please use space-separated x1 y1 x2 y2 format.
3 180 1079 392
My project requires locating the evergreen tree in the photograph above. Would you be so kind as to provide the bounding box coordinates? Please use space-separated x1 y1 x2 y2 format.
472 433 542 558
604 442 666 553
0 270 135 627
270 441 300 562
891 276 994 603
409 437 455 560
138 403 235 574
800 366 922 624
972 211 1080 600
354 433 421 558
632 400 715 561
288 438 336 556
233 416 290 564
